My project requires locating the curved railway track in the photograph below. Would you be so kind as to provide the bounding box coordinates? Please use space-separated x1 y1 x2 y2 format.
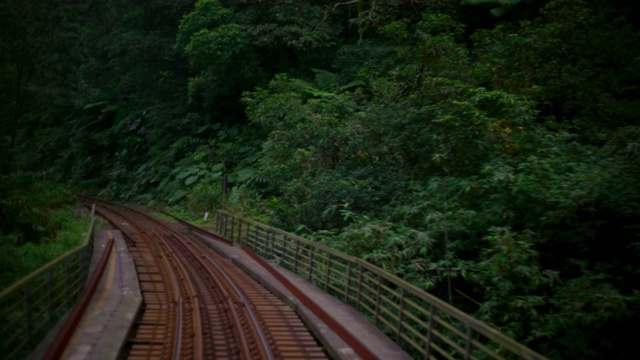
85 199 327 360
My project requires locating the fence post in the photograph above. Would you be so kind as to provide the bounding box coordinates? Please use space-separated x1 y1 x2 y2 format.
75 254 82 301
425 305 436 360
272 231 277 260
375 273 382 327
464 325 473 360
222 174 228 207
47 269 54 331
89 223 95 253
65 257 71 311
266 230 271 259
245 220 250 246
346 260 352 303
356 266 363 312
396 288 406 343
230 216 236 241
255 227 261 255
308 247 315 282
268 230 274 260
294 239 300 274
25 286 32 339
325 253 332 292
82 249 88 293
182 212 548 360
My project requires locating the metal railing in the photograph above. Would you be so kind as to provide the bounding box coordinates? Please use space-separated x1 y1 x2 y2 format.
216 210 547 360
0 206 97 360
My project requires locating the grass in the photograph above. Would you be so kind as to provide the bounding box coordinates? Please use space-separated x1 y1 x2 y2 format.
0 177 92 291
160 205 217 227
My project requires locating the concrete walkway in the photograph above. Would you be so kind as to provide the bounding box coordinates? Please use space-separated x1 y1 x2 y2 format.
61 230 141 360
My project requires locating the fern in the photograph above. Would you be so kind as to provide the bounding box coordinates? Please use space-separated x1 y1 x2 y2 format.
312 68 340 92
312 69 363 94
339 80 365 92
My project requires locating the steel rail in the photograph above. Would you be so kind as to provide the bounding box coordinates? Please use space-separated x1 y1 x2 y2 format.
108 205 190 359
111 200 272 359
201 251 275 360
158 209 233 246
242 243 380 360
92 208 136 246
88 202 182 360
174 297 183 360
148 226 202 360
169 222 328 359
165 235 243 358
82 197 327 359
87 198 267 359
158 210 288 360
156 241 185 360
152 209 275 358
157 209 377 360
43 233 114 360
155 212 368 357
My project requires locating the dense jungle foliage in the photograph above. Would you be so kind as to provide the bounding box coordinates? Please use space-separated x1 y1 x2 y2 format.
1 0 639 357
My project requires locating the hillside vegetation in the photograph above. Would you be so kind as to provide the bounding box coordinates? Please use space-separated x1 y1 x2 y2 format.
1 0 639 357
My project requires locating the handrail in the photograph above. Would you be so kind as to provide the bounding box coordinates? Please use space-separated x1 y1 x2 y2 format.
0 205 97 360
44 232 114 360
216 210 548 360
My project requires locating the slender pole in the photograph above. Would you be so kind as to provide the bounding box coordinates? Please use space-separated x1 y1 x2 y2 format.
222 174 228 208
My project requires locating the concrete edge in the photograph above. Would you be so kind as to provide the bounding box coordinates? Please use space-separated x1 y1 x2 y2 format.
101 230 143 360
192 234 357 359
225 248 359 360
28 230 143 360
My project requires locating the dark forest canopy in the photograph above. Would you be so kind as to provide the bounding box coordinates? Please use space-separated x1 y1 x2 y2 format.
1 0 639 357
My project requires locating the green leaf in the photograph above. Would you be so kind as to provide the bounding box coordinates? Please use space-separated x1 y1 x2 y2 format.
82 101 109 110
194 125 210 134
176 170 195 180
185 175 199 185
236 168 255 182
312 69 339 92
210 171 223 181
170 190 188 202
211 163 225 172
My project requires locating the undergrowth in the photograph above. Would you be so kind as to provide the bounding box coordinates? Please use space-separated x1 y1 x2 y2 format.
0 176 91 291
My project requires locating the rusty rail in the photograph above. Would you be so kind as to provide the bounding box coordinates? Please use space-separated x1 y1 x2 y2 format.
116 202 271 359
0 206 97 360
167 211 380 359
87 199 326 359
242 244 380 360
44 233 114 360
88 202 183 359
216 210 548 360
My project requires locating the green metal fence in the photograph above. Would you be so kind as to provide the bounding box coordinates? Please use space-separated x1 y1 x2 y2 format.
0 206 97 360
216 210 547 360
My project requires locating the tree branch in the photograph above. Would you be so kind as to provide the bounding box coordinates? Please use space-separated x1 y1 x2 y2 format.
326 0 359 16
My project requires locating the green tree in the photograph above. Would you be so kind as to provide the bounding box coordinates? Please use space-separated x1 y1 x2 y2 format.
472 0 640 135
176 0 263 111
0 0 81 174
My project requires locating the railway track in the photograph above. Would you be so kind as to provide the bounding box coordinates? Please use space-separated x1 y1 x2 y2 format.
86 199 327 360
